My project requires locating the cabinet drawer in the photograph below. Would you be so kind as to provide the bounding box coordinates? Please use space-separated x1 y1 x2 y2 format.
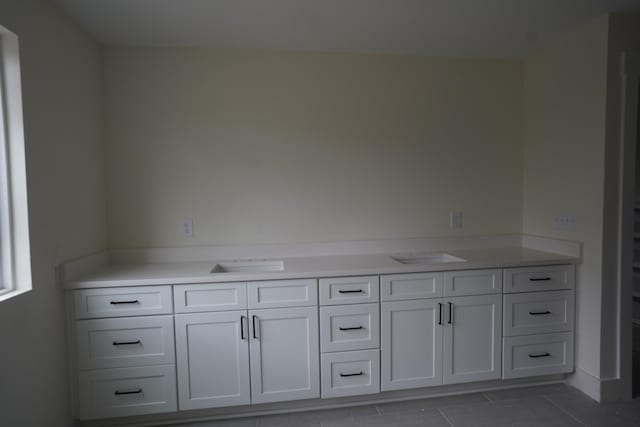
503 291 574 336
319 276 379 305
380 272 443 301
503 332 574 379
78 365 177 420
74 286 172 319
321 350 380 398
248 279 317 309
76 316 175 370
320 303 379 352
444 269 502 297
174 282 247 313
504 265 575 293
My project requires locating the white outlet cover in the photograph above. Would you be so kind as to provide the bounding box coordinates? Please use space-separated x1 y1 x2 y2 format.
553 214 576 231
450 211 463 229
181 218 194 237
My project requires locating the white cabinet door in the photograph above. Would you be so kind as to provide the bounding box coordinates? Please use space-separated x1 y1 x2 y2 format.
249 307 320 403
443 294 502 384
381 299 443 391
174 311 250 410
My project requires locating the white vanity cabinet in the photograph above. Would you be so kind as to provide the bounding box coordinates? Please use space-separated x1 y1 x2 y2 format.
381 299 443 391
174 280 320 410
174 311 251 410
381 270 502 391
443 294 502 384
68 260 576 423
249 306 320 403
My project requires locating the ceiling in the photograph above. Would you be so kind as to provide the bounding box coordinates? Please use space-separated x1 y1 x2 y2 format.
51 0 640 58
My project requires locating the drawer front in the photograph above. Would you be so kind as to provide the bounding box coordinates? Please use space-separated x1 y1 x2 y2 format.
78 365 177 420
321 349 380 398
504 291 574 336
74 286 172 319
504 265 575 293
320 303 380 352
444 269 502 297
174 282 247 313
76 316 175 370
247 279 317 309
319 276 380 305
380 272 443 301
503 332 574 379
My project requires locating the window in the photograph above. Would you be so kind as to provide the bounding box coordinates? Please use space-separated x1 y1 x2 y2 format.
0 24 31 301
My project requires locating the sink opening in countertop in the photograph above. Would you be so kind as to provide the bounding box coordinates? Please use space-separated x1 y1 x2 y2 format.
391 252 466 265
210 259 285 273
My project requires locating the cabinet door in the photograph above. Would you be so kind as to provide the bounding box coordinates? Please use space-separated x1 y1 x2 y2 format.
249 307 320 403
381 299 443 391
443 294 502 384
174 311 250 410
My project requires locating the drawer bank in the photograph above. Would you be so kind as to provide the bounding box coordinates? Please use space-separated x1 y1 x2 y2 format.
67 264 575 423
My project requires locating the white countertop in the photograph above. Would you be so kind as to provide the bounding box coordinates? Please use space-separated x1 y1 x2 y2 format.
65 247 578 289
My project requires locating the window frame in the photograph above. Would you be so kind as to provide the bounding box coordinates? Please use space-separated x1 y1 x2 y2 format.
0 24 31 301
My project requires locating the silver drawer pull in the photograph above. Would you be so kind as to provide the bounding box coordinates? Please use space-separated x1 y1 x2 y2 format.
529 311 551 316
114 388 142 395
529 277 551 282
529 352 550 358
339 326 364 331
339 371 364 377
112 340 141 346
338 289 364 294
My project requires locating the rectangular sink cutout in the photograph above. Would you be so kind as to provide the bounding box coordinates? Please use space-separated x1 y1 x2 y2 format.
390 253 466 265
210 260 285 273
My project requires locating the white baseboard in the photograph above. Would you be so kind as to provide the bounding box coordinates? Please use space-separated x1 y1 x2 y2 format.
568 368 622 402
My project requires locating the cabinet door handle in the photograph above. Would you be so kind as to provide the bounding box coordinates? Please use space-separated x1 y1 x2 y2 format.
110 300 139 305
240 315 247 340
114 388 142 395
338 289 364 294
529 277 551 282
339 326 364 331
529 310 551 316
339 371 364 377
529 352 550 358
448 302 453 324
438 302 443 325
252 315 259 339
112 340 141 346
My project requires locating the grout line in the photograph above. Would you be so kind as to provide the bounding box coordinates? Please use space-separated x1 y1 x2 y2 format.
437 408 455 427
542 395 587 427
481 391 494 402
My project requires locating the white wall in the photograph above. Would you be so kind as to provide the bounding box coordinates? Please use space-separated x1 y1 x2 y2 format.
104 48 523 249
522 16 609 393
0 0 106 425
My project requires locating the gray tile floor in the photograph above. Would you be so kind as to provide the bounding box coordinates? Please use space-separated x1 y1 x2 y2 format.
169 384 640 427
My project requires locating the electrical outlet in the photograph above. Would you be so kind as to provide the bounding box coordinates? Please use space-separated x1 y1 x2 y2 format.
553 214 576 231
181 218 194 237
450 211 463 229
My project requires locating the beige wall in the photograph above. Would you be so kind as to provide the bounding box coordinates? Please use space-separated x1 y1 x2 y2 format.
104 48 523 249
0 0 106 425
523 16 609 382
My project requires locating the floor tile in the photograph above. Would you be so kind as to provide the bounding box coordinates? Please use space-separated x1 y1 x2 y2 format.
322 409 450 427
172 417 258 427
257 405 378 427
376 392 488 414
439 396 583 427
483 384 571 401
545 390 640 427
